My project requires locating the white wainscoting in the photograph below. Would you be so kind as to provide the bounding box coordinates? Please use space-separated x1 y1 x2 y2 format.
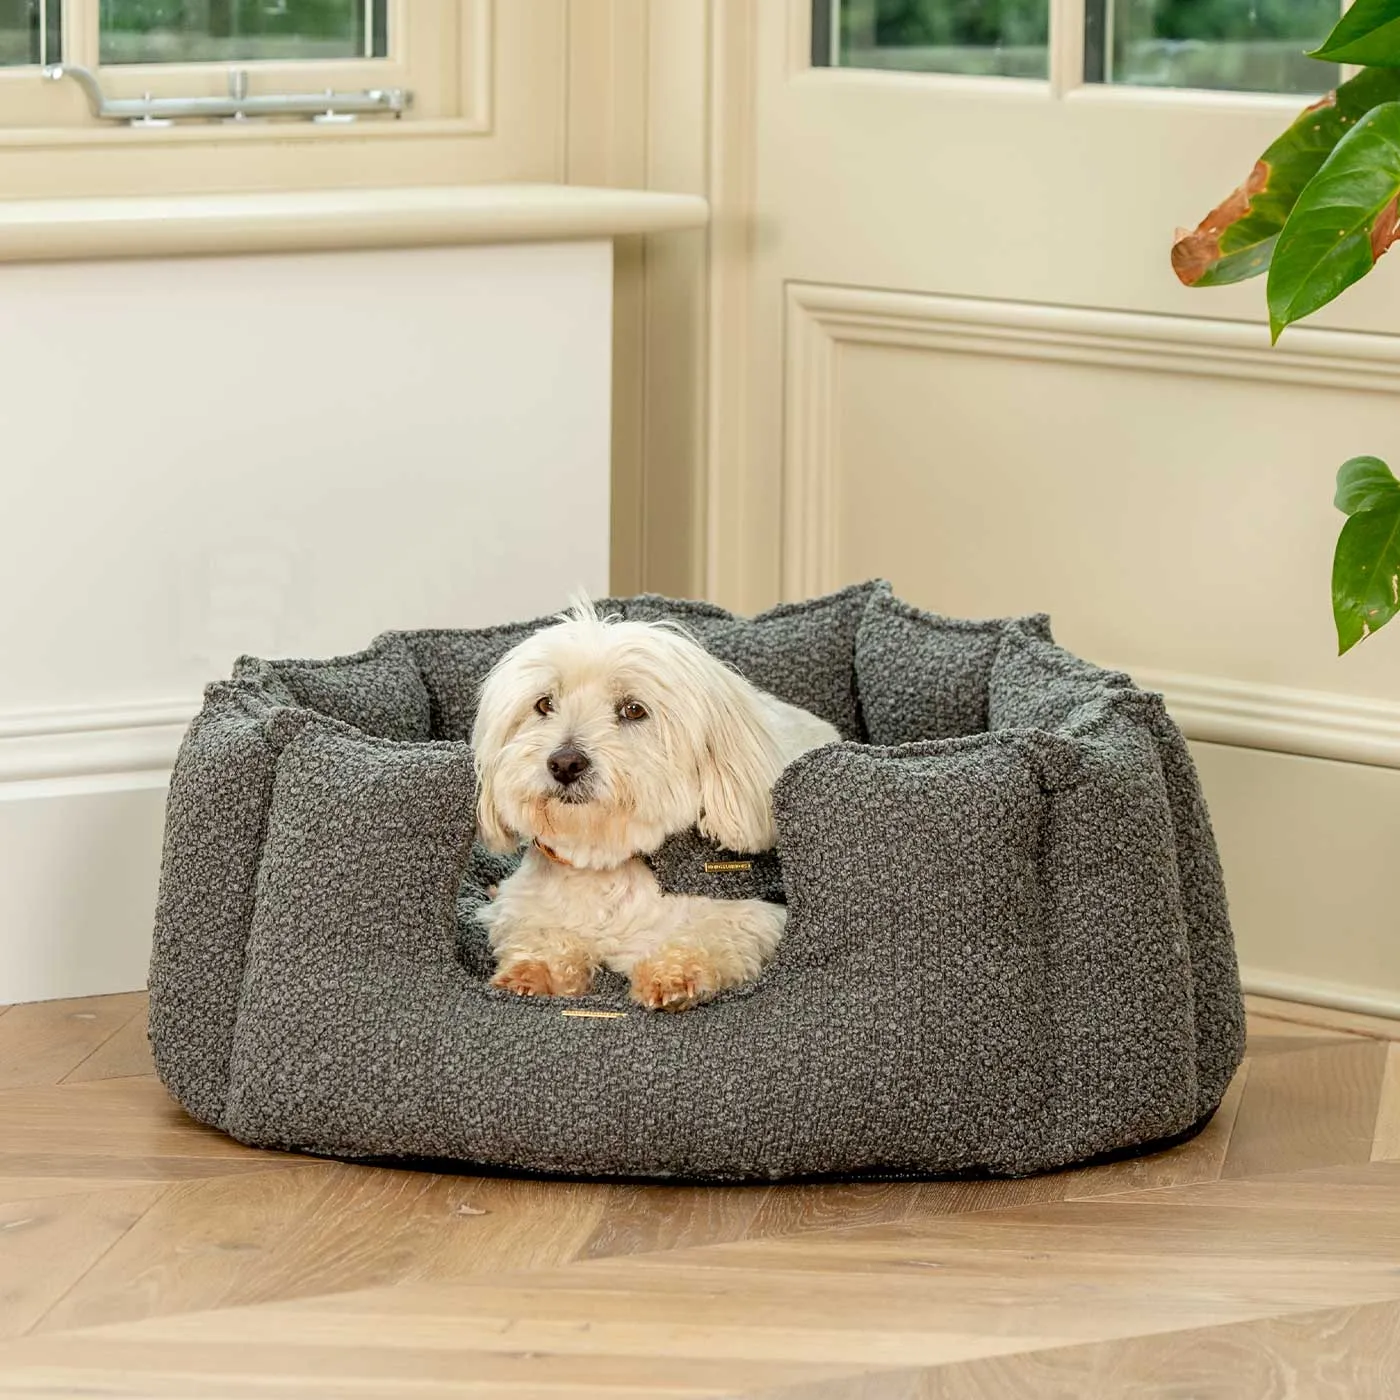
1193 742 1400 1018
782 281 1400 1015
1131 668 1400 770
783 281 1400 616
0 240 613 1005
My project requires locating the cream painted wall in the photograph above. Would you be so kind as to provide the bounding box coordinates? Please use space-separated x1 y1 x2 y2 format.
591 1 1400 1015
4 0 1393 1015
1194 743 1400 1014
0 240 613 1003
0 0 705 1005
821 298 1400 703
805 292 1400 1012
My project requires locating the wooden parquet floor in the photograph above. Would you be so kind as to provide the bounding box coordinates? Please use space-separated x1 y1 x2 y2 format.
0 993 1398 1398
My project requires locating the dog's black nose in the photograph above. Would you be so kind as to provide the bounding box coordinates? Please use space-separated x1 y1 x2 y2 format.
547 745 591 786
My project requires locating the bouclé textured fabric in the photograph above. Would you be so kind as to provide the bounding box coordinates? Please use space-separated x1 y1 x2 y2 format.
234 634 432 742
630 580 887 740
643 827 785 905
856 592 1054 744
149 586 1245 1181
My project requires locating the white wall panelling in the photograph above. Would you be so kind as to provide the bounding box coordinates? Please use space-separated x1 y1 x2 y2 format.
0 239 614 1003
0 699 193 786
1135 669 1400 771
1194 742 1400 1018
783 281 1400 699
784 281 1400 616
782 280 1400 1010
585 4 1400 1016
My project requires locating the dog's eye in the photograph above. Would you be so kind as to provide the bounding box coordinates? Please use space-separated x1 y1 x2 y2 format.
618 700 648 723
534 696 554 717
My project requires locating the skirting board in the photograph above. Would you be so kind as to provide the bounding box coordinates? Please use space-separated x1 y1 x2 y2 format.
0 700 190 1004
0 775 170 1005
1239 968 1400 1022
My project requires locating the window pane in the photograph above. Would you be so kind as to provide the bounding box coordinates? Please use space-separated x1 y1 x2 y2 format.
0 0 58 66
99 0 388 65
1085 0 1341 94
814 0 1049 80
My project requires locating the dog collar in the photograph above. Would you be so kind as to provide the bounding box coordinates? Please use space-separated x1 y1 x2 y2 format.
533 838 574 868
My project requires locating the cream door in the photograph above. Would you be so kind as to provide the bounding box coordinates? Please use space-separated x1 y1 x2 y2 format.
710 0 1400 1011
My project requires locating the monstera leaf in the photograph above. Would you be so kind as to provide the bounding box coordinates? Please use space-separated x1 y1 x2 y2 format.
1333 456 1400 654
1172 67 1400 288
1267 102 1400 341
1311 0 1400 67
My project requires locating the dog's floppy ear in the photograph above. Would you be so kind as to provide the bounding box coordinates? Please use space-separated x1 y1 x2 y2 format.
473 762 518 854
470 671 523 855
695 659 786 854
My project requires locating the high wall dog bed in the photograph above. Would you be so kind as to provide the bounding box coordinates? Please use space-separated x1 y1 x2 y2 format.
149 582 1246 1182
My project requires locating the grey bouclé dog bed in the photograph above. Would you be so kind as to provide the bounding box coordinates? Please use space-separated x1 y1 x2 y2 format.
148 582 1246 1182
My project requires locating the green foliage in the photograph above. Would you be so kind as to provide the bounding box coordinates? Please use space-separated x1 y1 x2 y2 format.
1333 458 1400 653
1266 101 1400 341
97 0 369 62
1183 66 1400 289
1311 0 1400 65
839 0 1337 60
1151 0 1336 42
839 0 1047 49
1335 455 1400 514
1177 2 1400 652
100 1 359 40
842 0 1335 50
837 1 1339 87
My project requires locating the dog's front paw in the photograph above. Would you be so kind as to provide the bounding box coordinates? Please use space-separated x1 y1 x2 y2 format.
629 952 721 1013
492 958 594 998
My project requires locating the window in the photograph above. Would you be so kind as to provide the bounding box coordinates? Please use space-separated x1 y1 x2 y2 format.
1 2 60 68
813 0 1050 80
0 0 464 131
1084 0 1339 94
815 0 1345 95
0 0 529 203
98 1 389 66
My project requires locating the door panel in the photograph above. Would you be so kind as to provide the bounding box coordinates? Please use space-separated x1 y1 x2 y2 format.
794 284 1400 699
729 0 1400 1009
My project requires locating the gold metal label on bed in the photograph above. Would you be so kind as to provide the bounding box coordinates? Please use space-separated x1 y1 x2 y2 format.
703 860 754 873
561 1009 628 1019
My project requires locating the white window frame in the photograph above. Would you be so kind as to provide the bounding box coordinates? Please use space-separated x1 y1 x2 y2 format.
812 0 1352 103
0 0 487 138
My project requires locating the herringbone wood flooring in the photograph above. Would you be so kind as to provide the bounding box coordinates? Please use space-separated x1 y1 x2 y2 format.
0 992 1398 1397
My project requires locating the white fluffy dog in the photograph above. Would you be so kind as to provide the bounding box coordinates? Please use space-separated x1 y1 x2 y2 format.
471 598 838 1010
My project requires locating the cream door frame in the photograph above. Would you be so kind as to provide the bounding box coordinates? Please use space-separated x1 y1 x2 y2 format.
566 0 756 601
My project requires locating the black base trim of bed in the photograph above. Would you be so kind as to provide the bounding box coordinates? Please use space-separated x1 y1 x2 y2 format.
292 1102 1223 1189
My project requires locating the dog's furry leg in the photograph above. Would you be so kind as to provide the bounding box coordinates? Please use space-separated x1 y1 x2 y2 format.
477 897 598 998
492 951 597 997
626 898 786 1012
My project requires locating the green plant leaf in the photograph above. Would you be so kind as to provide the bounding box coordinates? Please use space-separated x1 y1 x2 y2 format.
1311 0 1400 66
1267 101 1400 341
1333 457 1400 653
1333 492 1400 653
1335 455 1400 514
1173 67 1400 288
